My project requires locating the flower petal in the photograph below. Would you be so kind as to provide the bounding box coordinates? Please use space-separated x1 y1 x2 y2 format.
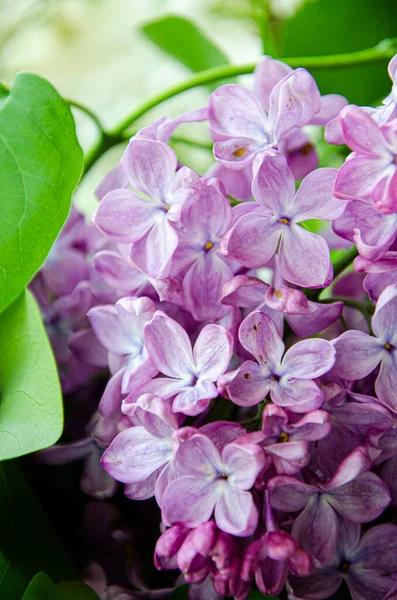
268 69 321 142
121 137 177 200
339 105 388 156
144 311 194 378
291 168 346 221
93 189 155 243
292 494 338 566
129 215 178 279
326 472 391 522
162 476 220 528
279 225 333 288
331 330 384 380
88 305 133 355
215 485 258 537
223 211 281 268
282 338 335 379
193 324 233 381
227 361 271 407
251 150 295 213
101 426 172 484
238 310 284 366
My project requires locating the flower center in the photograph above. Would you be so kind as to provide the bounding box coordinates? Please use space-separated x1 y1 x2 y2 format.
279 217 290 225
270 374 280 382
204 241 213 251
340 560 350 572
233 147 247 157
384 342 393 351
218 472 229 480
278 432 289 443
275 289 283 299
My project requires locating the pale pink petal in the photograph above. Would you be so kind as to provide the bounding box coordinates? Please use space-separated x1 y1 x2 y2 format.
121 137 177 200
251 150 295 213
310 94 348 125
334 156 388 201
271 379 323 413
144 311 194 378
222 443 265 489
339 105 388 155
215 486 258 537
129 216 178 279
279 225 333 288
194 324 233 381
291 168 346 221
282 339 335 379
162 477 221 528
88 305 133 355
223 211 281 268
268 69 321 142
239 310 284 366
101 426 172 483
93 189 155 243
183 253 232 322
227 361 271 407
331 330 384 380
253 56 292 111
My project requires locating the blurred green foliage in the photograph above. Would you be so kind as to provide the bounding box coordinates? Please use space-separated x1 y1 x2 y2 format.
277 0 397 104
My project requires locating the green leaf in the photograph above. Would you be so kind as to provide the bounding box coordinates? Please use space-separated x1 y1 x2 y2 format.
0 290 63 459
277 0 397 105
21 573 59 600
141 15 233 89
57 581 99 600
0 462 78 599
0 72 83 313
21 573 99 600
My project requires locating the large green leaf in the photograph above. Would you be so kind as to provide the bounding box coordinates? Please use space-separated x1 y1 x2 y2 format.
21 573 98 600
141 15 232 89
0 72 83 313
0 290 63 459
0 462 78 599
277 0 397 104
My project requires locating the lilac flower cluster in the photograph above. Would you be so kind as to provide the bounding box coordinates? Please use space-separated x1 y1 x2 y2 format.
35 55 397 599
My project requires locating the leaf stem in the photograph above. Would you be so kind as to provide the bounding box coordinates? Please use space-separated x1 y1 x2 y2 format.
67 99 105 135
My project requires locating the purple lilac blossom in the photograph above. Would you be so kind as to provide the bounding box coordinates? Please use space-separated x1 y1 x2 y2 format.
225 310 335 412
222 150 346 287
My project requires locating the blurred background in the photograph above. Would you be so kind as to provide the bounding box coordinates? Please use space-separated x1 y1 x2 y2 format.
1 0 397 213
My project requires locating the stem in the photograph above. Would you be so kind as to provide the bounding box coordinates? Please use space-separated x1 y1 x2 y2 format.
332 245 359 278
170 136 213 151
320 297 373 312
68 99 105 135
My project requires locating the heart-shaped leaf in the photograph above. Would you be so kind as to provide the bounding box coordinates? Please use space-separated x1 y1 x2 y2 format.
0 290 63 459
0 72 83 313
21 573 98 600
